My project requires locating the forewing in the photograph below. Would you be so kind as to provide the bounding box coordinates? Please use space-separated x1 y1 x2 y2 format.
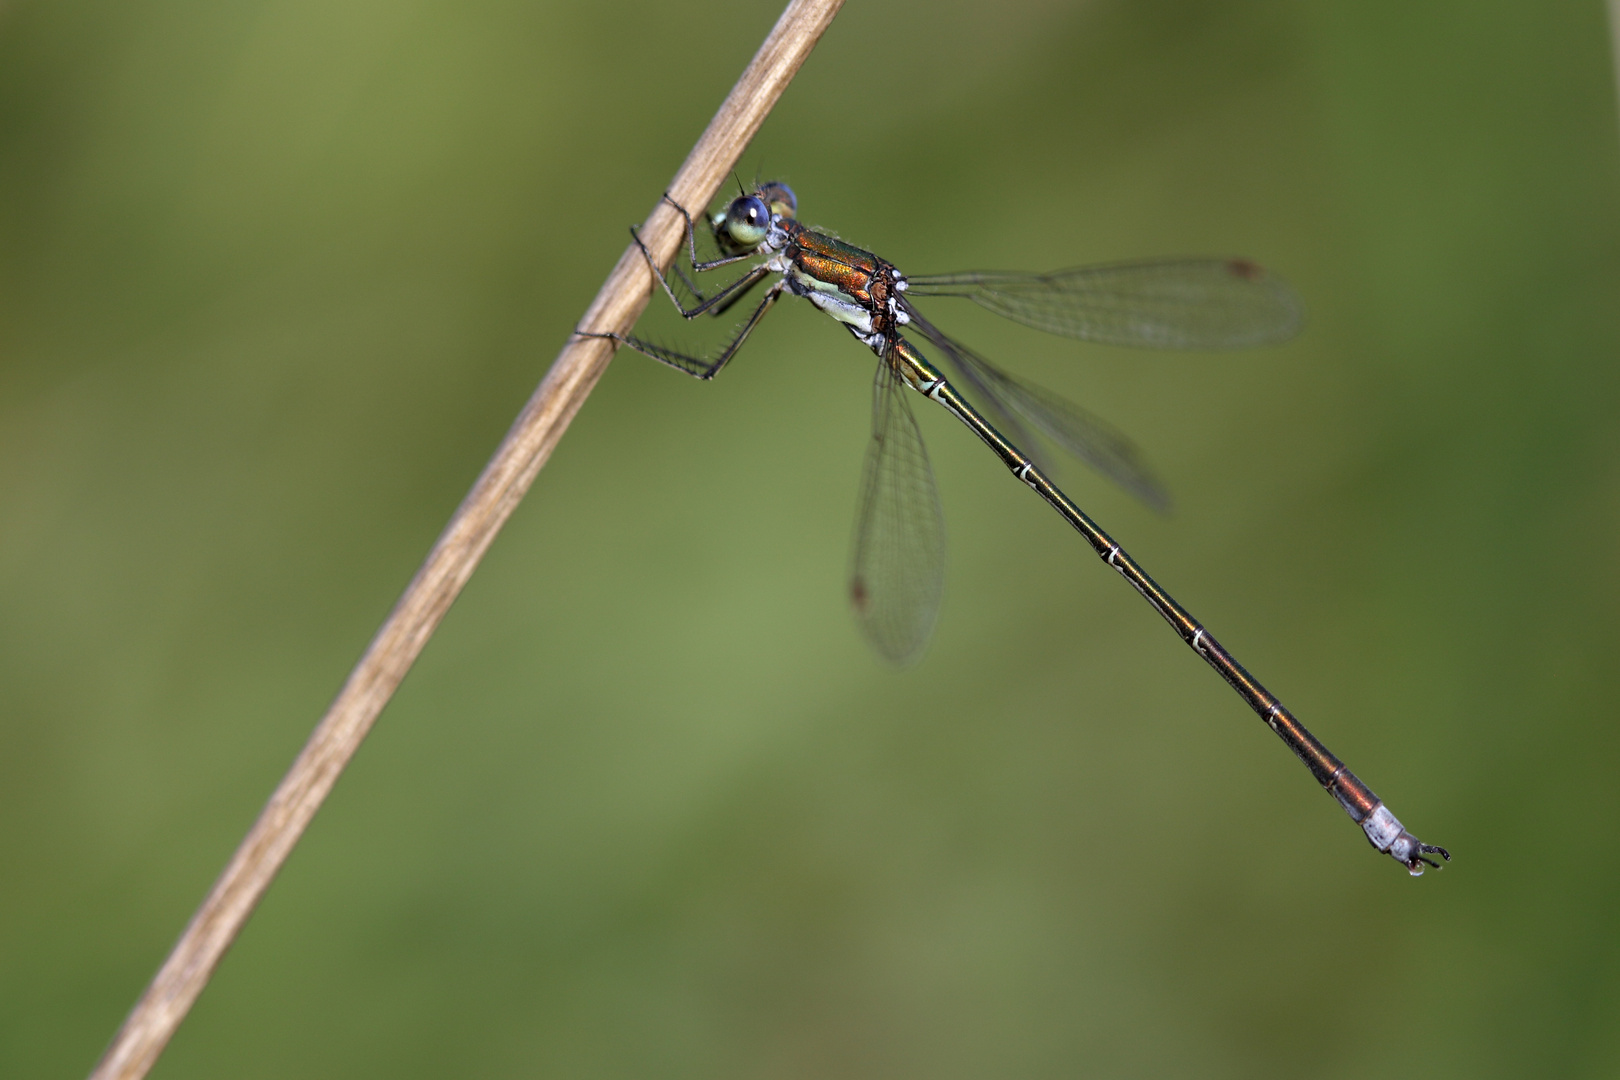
903 308 1170 511
850 358 947 666
906 258 1303 349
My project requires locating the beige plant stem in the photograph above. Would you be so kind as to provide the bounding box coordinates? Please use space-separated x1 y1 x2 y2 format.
86 2 846 1077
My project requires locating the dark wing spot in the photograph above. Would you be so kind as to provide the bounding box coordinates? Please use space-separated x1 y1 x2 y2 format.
850 577 870 613
1226 258 1263 281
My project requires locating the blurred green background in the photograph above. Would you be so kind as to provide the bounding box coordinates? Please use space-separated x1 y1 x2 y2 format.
4 0 1619 1076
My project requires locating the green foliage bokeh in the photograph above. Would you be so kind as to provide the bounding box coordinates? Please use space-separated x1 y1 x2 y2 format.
3 1 1619 1077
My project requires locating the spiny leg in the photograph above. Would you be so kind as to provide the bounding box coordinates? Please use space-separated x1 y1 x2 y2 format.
669 253 766 313
667 248 768 318
703 268 769 319
671 258 704 298
630 222 771 320
576 278 787 381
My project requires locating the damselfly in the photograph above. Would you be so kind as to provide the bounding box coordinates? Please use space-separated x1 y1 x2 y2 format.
580 182 1447 875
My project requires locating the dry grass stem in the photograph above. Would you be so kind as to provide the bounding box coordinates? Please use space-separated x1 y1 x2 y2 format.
86 2 846 1077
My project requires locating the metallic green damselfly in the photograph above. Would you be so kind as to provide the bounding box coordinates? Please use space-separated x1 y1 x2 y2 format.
580 182 1447 875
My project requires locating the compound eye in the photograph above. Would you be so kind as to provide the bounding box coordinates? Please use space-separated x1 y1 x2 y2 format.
759 181 797 219
724 196 770 248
